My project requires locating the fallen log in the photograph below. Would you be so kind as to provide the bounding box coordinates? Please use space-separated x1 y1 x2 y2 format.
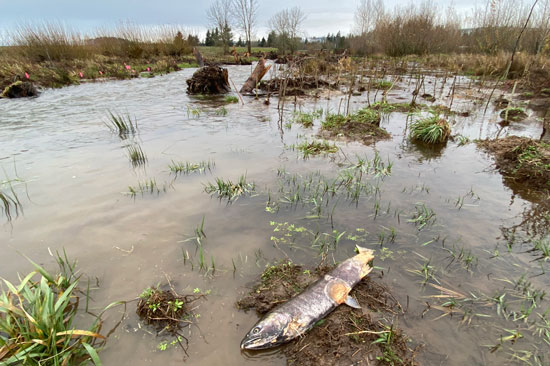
1 81 38 98
240 58 271 94
186 65 230 94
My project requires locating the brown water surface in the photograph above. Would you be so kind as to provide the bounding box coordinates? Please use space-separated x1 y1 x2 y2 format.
1 64 548 365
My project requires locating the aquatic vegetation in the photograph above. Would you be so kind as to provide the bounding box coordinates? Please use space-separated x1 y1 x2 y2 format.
320 107 389 145
186 106 202 118
169 160 214 175
500 107 527 122
409 111 451 144
295 140 339 158
372 79 393 90
0 183 22 222
216 106 228 116
127 178 168 196
105 111 138 139
224 95 239 103
126 144 147 168
0 255 119 366
204 175 255 202
408 203 436 230
292 110 322 128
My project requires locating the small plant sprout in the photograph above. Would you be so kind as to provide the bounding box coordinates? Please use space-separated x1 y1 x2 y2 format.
105 111 138 139
169 160 214 175
204 175 255 202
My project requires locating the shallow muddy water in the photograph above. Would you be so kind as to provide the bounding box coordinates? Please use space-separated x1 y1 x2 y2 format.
1 64 549 365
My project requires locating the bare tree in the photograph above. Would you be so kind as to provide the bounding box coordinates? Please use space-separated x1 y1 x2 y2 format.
354 0 384 35
207 0 233 53
269 7 307 54
231 0 258 54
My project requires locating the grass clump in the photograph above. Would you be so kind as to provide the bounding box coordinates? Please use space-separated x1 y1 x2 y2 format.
204 175 255 202
295 140 339 158
0 254 117 366
372 79 393 90
320 106 389 145
409 111 451 144
0 182 22 222
500 107 528 122
478 137 550 193
224 95 239 103
105 111 138 139
126 144 147 168
169 160 214 175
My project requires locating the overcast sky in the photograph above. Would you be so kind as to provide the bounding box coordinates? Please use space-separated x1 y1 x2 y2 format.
0 0 482 41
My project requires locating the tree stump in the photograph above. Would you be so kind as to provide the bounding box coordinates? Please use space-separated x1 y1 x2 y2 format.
1 81 38 98
186 66 230 94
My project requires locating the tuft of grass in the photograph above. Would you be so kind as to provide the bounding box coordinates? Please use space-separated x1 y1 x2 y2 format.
372 79 393 90
500 107 527 122
204 175 255 202
127 178 168 196
0 255 119 366
216 106 228 116
409 111 451 144
224 95 239 103
0 182 22 222
295 140 339 158
105 111 138 139
126 144 147 168
169 160 214 175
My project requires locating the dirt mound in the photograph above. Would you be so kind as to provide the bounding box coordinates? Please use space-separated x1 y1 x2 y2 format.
318 109 391 145
186 65 230 94
478 136 550 193
238 261 419 366
1 81 38 98
259 76 337 96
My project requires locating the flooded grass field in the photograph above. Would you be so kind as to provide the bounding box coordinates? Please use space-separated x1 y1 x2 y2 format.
1 63 549 365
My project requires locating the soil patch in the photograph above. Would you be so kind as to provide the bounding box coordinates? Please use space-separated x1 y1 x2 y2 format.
238 261 419 366
319 109 391 145
478 136 550 193
259 76 337 96
137 286 201 352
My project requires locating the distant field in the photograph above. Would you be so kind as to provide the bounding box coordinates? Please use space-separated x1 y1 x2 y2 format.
198 46 278 56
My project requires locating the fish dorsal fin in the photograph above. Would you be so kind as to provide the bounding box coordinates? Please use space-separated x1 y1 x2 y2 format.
344 295 361 309
325 279 351 305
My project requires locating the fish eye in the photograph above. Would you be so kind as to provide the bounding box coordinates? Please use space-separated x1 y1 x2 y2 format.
252 327 261 334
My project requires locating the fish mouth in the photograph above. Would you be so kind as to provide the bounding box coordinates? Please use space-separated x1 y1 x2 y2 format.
240 336 263 350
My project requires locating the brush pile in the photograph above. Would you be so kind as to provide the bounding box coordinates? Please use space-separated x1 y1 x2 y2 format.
186 65 230 94
1 81 38 98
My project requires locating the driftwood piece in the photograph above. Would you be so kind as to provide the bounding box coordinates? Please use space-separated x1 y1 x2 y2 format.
193 47 204 67
186 65 230 94
240 58 272 94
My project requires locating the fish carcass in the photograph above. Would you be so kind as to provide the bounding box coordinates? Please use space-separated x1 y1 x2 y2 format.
240 246 375 350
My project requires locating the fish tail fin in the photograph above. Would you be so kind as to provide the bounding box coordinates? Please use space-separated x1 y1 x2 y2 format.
355 245 374 256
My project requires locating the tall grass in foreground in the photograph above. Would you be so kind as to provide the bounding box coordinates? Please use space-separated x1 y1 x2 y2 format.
105 112 138 139
0 254 121 366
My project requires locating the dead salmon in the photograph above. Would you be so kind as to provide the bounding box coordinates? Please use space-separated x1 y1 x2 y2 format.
240 246 375 350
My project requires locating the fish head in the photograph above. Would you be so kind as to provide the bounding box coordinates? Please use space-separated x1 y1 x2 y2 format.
240 311 292 350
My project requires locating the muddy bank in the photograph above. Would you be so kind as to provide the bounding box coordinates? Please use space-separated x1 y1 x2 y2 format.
238 261 418 366
259 77 337 96
478 136 550 193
